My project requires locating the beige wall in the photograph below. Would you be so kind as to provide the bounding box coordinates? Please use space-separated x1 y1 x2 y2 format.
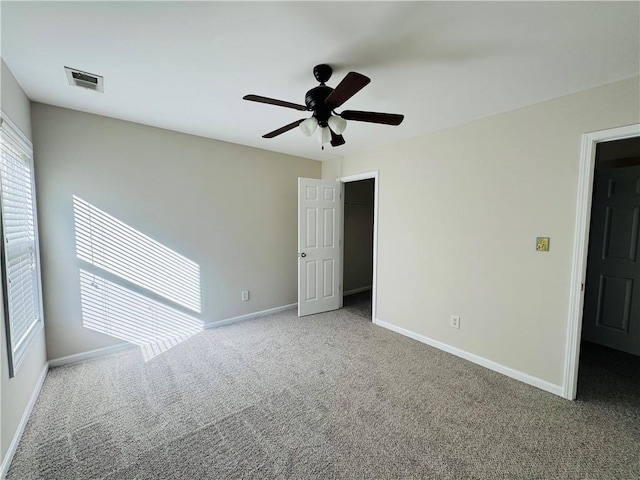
31 103 321 360
0 61 31 139
0 60 48 464
324 76 640 388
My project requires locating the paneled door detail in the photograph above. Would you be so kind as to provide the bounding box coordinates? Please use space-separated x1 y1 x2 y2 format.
298 178 341 316
582 165 640 355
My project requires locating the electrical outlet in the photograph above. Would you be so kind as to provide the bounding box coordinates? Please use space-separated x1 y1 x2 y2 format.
241 290 249 301
450 315 460 329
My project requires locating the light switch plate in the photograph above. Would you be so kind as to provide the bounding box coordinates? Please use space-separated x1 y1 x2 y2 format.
536 237 550 251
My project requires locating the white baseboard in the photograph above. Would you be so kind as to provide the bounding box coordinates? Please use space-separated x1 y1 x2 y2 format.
48 303 298 367
48 342 134 368
0 362 49 479
373 318 564 398
344 286 372 296
204 303 297 329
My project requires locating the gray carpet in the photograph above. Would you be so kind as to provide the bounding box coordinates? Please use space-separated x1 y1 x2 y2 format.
342 290 372 319
7 300 640 479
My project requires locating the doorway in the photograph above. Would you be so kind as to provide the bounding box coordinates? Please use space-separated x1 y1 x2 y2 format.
296 172 379 321
342 178 375 320
581 137 640 354
565 125 640 400
339 172 378 322
577 136 640 401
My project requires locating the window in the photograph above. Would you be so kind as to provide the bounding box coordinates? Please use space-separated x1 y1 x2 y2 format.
0 113 44 377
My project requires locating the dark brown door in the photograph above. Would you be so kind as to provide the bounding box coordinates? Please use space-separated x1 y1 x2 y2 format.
582 139 640 355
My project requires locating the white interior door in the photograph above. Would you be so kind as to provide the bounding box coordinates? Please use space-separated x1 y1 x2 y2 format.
298 178 342 316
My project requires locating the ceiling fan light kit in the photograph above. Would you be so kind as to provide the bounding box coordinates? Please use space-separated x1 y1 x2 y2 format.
317 127 331 145
243 64 404 149
328 115 347 135
300 116 318 137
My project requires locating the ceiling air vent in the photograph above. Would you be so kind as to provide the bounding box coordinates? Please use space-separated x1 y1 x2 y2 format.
64 67 104 93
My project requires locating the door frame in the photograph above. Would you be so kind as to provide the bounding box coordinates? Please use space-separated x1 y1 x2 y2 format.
337 171 379 322
564 124 640 400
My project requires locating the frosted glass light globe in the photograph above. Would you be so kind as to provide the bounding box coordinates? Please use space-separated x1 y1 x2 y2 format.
328 115 347 135
299 117 318 137
317 127 331 144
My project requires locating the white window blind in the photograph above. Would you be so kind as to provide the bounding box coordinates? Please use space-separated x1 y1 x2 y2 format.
0 114 43 377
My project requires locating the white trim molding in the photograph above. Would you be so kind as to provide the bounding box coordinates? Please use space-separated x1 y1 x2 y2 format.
48 343 135 368
338 171 379 323
0 362 49 479
374 318 564 397
0 111 33 154
338 171 378 183
48 303 299 367
204 303 296 329
344 286 372 296
563 123 640 400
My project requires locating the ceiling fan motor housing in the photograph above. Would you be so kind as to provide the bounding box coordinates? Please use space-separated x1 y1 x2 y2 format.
305 85 333 126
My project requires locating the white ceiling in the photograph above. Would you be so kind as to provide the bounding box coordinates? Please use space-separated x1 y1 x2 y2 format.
1 2 638 161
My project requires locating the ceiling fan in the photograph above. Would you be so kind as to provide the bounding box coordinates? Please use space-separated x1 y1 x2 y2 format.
243 64 404 148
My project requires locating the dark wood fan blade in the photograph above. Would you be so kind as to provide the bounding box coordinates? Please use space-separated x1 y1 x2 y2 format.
341 110 404 125
330 129 346 147
244 95 308 111
262 119 305 138
325 72 371 109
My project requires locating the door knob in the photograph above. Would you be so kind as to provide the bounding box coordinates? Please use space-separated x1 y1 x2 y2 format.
298 252 307 258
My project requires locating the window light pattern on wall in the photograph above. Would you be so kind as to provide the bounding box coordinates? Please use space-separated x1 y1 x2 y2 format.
79 269 202 361
73 196 203 360
73 195 201 313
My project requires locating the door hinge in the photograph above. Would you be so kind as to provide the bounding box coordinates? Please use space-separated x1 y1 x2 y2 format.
581 283 584 292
